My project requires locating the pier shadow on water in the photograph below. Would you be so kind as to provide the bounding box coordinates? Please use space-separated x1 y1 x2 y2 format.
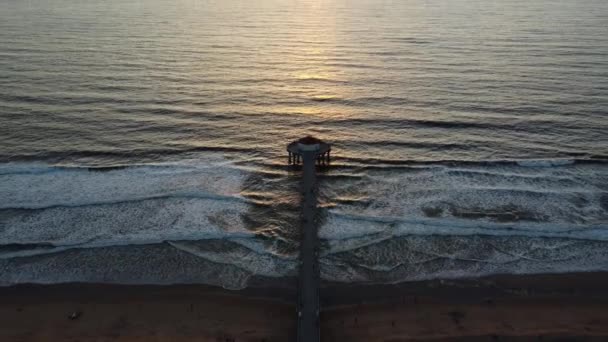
236 161 331 288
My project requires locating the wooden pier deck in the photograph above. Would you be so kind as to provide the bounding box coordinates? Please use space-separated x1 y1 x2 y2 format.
297 150 321 342
288 136 328 342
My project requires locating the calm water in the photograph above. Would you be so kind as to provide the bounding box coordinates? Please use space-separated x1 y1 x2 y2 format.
1 0 607 288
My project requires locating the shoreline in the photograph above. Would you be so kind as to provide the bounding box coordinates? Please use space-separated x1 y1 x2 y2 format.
321 271 608 305
1 272 608 341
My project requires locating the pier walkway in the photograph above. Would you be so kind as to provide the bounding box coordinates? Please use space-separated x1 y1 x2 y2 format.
288 136 329 342
297 151 320 342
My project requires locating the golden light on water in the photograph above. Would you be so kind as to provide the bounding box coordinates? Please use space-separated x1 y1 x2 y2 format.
268 1 353 120
293 72 334 81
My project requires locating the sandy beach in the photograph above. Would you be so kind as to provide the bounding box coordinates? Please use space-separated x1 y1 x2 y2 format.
321 272 608 341
2 273 608 341
0 282 296 342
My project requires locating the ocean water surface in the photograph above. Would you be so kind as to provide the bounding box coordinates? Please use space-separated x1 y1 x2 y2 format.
1 0 607 289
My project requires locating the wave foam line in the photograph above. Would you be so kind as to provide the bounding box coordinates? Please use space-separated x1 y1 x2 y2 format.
168 241 297 277
0 191 249 210
0 159 247 209
337 156 608 169
0 231 260 260
320 211 608 255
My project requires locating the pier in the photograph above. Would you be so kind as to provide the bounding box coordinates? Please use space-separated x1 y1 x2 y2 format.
288 136 330 342
287 136 331 167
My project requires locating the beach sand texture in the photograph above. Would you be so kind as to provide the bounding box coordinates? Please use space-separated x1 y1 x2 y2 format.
2 273 608 341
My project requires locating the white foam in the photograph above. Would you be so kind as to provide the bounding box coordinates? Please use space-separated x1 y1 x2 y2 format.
0 197 253 252
2 158 607 286
169 240 297 277
0 243 256 290
0 157 245 210
319 162 608 281
0 157 256 250
516 159 576 167
320 209 608 257
320 235 608 283
321 161 608 235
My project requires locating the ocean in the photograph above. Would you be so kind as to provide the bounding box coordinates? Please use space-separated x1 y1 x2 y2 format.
1 0 607 289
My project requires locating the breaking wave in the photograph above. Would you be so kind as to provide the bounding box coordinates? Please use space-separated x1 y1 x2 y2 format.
1 157 607 288
317 159 608 283
0 159 265 252
336 155 608 170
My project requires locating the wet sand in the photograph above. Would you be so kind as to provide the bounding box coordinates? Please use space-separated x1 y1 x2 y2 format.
2 273 608 341
321 272 608 341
